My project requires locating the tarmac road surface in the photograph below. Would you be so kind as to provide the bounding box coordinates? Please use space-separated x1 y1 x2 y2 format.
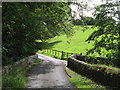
26 53 76 90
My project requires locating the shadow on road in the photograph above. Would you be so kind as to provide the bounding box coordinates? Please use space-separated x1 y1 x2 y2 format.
26 54 76 89
26 61 55 77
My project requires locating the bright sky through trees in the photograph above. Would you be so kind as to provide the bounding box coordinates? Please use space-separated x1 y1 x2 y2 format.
70 0 116 18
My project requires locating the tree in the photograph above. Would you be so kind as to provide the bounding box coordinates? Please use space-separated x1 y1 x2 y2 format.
2 2 73 66
72 16 95 25
82 16 95 25
86 1 120 67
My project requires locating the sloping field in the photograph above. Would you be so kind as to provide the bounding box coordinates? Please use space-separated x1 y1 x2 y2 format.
37 25 109 57
45 26 96 55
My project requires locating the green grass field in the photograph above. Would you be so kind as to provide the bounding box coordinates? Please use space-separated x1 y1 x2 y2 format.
37 25 104 57
48 26 94 53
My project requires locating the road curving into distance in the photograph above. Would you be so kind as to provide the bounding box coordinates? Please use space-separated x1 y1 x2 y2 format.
26 53 76 90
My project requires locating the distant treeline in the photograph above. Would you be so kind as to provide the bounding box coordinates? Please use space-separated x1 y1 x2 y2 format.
72 16 95 25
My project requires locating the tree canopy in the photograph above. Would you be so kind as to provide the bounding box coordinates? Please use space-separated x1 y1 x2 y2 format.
2 2 73 66
86 1 120 67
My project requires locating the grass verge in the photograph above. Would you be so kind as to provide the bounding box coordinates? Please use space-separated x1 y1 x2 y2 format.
2 66 28 89
66 67 106 89
2 59 43 89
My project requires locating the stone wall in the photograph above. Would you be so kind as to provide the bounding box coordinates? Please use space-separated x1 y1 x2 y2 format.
2 54 38 74
67 54 120 88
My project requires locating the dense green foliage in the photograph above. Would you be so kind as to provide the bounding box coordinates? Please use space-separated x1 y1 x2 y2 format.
86 2 120 67
2 2 73 66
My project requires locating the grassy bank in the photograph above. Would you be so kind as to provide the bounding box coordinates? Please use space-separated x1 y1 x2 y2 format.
66 67 106 89
47 26 95 54
2 66 28 89
2 59 42 89
37 26 95 54
37 25 109 57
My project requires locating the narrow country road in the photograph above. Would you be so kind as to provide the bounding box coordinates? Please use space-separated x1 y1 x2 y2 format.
26 53 76 89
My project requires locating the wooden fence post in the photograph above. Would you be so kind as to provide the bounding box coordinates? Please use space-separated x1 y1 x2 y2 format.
51 49 52 54
61 51 64 59
55 50 56 56
58 51 59 57
53 50 54 55
67 52 69 58
50 49 51 54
